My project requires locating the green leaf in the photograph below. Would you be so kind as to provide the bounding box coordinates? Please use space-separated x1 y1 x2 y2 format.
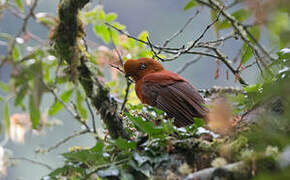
29 95 41 129
0 33 13 41
127 38 135 49
0 96 3 102
14 0 24 12
3 103 10 134
126 113 164 138
91 142 105 152
216 19 231 30
184 0 196 11
111 22 125 30
193 118 204 128
244 84 261 93
249 26 261 42
94 25 111 44
232 9 251 22
49 165 86 178
138 31 148 47
98 9 106 20
97 166 119 178
114 137 136 150
76 90 87 120
278 48 290 59
15 86 28 107
48 89 73 116
62 149 105 165
133 153 150 166
0 81 9 92
241 43 253 64
36 13 55 27
12 45 21 61
106 13 117 22
111 30 121 46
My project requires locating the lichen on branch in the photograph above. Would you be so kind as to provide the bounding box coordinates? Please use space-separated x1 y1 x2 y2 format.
50 0 129 139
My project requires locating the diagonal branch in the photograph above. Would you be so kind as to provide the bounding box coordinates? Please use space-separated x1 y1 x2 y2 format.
51 0 129 139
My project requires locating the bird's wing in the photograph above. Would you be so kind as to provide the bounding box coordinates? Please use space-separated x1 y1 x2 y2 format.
141 71 206 127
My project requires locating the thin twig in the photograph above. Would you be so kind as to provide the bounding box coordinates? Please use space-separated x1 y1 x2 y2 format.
199 32 238 45
197 0 273 63
39 78 91 131
244 61 257 69
198 44 248 86
176 55 202 74
10 157 54 170
6 0 39 58
86 98 97 134
105 23 222 61
35 129 90 153
149 7 223 62
121 79 131 111
109 63 124 73
108 27 123 66
155 9 201 56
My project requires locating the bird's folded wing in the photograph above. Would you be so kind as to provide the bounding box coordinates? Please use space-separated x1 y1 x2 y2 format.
142 74 206 127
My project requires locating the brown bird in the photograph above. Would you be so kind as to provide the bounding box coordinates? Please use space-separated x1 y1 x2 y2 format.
124 58 207 127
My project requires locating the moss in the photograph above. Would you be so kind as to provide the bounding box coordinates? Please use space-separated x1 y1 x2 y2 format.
232 135 248 154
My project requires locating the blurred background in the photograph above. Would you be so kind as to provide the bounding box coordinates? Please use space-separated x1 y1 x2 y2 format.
0 0 270 179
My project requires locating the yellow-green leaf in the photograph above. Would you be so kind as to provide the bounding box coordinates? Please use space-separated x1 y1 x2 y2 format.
29 95 41 129
48 89 73 116
12 45 21 61
106 13 117 22
76 90 87 120
232 9 251 22
14 0 24 12
3 103 10 134
94 24 111 44
0 81 9 92
184 0 196 11
241 43 253 64
138 31 148 47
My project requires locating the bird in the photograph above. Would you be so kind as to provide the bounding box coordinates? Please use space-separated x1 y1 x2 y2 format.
124 58 207 127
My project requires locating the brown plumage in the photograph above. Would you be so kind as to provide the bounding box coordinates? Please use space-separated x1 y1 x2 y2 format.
124 58 207 127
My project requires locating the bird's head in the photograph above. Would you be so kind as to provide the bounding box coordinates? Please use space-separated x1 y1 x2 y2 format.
124 58 164 81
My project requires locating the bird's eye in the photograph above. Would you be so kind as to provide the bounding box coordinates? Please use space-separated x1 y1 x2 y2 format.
139 63 146 70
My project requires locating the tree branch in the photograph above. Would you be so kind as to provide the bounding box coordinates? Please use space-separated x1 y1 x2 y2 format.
35 129 90 153
51 0 129 139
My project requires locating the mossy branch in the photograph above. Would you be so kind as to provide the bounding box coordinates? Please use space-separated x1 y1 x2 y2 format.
50 0 129 139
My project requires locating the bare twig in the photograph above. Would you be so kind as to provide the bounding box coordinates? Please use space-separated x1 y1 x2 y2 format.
244 61 257 69
105 23 222 61
108 27 123 66
176 55 202 74
197 44 248 85
35 129 90 154
200 32 238 45
197 0 273 63
121 79 131 111
86 98 97 134
109 63 124 73
40 79 91 131
6 0 39 58
149 7 223 62
155 9 201 56
10 157 53 170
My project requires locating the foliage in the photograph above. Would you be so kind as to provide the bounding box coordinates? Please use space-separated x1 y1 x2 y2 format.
0 0 290 179
46 106 205 179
